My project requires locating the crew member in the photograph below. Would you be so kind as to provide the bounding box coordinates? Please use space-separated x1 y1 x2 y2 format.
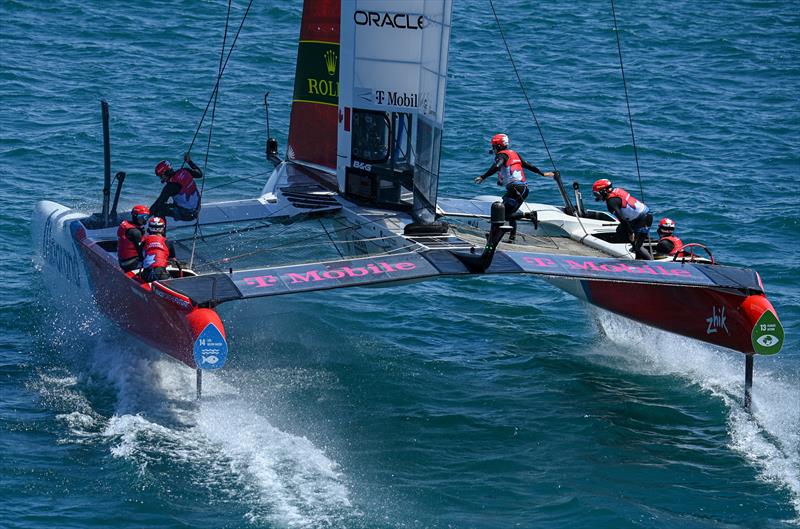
117 204 150 271
654 217 685 257
592 179 653 260
474 133 556 242
141 216 176 282
150 152 203 221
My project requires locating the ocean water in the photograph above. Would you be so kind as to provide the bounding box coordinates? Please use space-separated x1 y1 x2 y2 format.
1 1 799 528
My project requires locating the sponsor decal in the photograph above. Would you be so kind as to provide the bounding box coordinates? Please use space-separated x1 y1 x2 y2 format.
241 260 418 290
152 285 193 310
354 10 424 30
353 160 372 172
705 306 730 335
42 213 82 287
751 310 783 355
520 255 696 278
193 323 228 370
324 49 337 76
293 41 339 107
375 90 418 108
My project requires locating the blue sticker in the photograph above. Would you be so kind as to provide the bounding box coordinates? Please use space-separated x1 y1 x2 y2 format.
193 323 228 370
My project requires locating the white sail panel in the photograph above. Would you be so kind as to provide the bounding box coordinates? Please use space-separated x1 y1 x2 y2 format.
337 0 452 224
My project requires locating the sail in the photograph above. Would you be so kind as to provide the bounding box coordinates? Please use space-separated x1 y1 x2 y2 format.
337 0 452 223
286 0 341 169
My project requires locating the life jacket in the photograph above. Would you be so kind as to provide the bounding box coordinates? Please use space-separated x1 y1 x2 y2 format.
496 149 526 186
659 235 685 256
168 168 199 210
117 220 142 262
607 187 648 222
141 234 170 269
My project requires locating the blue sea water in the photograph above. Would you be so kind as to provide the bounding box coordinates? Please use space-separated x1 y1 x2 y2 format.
1 1 799 528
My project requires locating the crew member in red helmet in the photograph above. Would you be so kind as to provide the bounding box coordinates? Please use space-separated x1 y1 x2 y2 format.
474 133 556 242
592 178 653 259
150 152 203 221
654 217 685 257
141 216 176 282
117 205 150 271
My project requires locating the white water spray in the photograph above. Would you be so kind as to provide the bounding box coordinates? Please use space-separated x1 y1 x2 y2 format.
593 307 800 521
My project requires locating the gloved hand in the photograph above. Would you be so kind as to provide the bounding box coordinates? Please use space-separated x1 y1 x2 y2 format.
474 176 484 184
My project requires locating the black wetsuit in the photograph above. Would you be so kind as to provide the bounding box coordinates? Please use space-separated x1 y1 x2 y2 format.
479 153 546 240
150 163 203 220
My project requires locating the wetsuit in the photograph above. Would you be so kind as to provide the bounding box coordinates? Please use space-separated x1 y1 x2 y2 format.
604 187 653 260
150 162 203 221
478 151 546 241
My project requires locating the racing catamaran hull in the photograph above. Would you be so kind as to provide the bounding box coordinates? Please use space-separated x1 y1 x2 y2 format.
32 200 225 369
30 0 783 409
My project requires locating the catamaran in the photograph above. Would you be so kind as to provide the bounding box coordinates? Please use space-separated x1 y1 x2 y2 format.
31 0 783 407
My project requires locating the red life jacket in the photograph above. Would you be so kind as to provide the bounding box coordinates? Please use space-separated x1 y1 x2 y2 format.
141 234 170 269
659 235 685 256
607 187 648 221
168 168 199 210
497 149 526 186
117 220 142 261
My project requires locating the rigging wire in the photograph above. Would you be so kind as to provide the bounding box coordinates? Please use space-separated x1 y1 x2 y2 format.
488 0 556 172
610 0 645 202
488 0 590 238
191 212 422 270
319 218 345 259
185 0 255 156
189 0 236 268
201 170 272 192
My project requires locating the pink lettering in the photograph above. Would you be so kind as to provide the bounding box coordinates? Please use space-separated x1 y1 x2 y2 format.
243 275 277 288
286 270 322 284
378 262 396 272
672 269 691 277
523 256 556 267
566 260 602 271
341 266 369 277
599 264 622 272
322 269 346 279
654 265 672 276
565 259 589 271
615 263 641 274
394 262 416 271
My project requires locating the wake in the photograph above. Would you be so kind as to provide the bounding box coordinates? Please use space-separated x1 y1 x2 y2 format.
593 307 800 522
38 329 355 528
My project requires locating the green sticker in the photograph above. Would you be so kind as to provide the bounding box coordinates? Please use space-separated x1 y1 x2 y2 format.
292 41 340 107
751 310 784 355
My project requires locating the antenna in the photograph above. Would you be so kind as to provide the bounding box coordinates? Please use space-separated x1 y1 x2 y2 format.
264 92 280 166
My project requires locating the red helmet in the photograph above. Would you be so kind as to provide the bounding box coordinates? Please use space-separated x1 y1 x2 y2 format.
131 204 150 226
147 216 166 235
658 217 676 234
490 133 509 150
592 179 613 201
155 160 172 178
